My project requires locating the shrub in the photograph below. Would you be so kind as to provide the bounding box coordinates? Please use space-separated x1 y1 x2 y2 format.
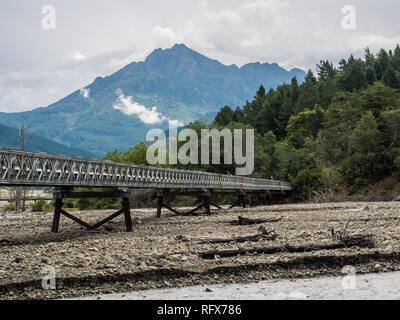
63 199 75 208
31 199 52 212
75 198 117 210
340 153 393 194
76 198 93 210
394 156 400 178
292 168 324 198
321 167 341 189
2 203 16 212
93 198 117 209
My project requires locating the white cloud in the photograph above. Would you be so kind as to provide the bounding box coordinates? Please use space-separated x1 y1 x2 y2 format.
152 26 183 48
80 87 90 98
113 89 166 125
68 51 88 62
113 89 184 126
150 0 400 71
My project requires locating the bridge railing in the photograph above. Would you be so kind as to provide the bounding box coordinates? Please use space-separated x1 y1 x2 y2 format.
0 148 292 191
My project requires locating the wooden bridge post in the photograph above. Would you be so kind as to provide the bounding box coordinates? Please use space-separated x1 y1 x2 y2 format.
203 191 211 216
122 197 132 232
238 190 247 208
267 191 272 206
51 199 62 233
153 189 182 217
156 196 163 218
228 190 247 209
156 190 165 218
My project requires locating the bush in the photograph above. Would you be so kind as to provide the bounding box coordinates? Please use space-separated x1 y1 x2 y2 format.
93 198 117 209
75 198 117 210
63 199 75 208
2 203 16 212
321 167 341 189
31 199 53 212
340 153 393 194
394 156 400 178
292 168 324 198
76 198 93 210
274 142 315 181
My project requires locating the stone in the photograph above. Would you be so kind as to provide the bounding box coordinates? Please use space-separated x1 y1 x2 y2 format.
151 251 162 259
384 245 393 254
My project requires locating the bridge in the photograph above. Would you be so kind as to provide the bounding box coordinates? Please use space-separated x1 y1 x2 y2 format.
0 147 292 233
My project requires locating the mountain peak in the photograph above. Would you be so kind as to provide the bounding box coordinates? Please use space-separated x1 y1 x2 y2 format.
0 43 306 156
146 43 191 59
171 43 188 50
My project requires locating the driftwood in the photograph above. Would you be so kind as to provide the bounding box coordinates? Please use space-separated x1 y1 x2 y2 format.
231 216 282 226
178 226 278 244
344 205 369 212
199 234 374 259
0 239 11 246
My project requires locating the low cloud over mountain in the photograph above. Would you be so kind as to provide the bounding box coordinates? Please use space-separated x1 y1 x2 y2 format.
0 44 305 156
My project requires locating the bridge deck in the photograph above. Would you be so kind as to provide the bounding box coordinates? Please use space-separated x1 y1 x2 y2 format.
0 148 292 191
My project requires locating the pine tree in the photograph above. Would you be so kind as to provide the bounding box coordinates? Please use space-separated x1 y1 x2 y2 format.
377 49 390 72
256 85 266 98
383 65 400 88
364 47 375 66
214 106 235 126
366 66 376 85
316 60 336 81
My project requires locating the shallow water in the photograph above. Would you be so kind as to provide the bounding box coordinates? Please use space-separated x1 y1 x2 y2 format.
72 271 400 300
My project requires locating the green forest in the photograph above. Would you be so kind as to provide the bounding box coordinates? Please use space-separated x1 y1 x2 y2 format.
106 45 400 201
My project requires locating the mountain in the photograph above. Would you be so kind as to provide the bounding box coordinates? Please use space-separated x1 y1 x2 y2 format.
0 44 306 157
0 123 96 158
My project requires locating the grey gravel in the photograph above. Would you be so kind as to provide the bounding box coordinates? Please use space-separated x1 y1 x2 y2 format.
1 202 400 300
70 271 400 300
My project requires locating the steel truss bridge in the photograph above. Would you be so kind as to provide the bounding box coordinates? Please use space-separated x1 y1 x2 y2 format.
0 148 292 233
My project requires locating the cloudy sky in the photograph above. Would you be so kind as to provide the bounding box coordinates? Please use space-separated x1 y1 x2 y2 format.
0 0 399 113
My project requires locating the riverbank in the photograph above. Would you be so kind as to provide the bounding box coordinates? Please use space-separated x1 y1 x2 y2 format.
70 271 400 300
1 202 399 299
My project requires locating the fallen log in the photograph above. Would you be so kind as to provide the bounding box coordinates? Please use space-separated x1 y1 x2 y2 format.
178 226 278 244
231 216 282 226
0 239 11 246
199 234 374 259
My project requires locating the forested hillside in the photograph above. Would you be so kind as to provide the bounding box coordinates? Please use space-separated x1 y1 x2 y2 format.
0 123 96 158
105 45 400 200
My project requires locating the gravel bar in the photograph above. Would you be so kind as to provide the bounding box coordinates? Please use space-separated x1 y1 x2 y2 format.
1 202 400 300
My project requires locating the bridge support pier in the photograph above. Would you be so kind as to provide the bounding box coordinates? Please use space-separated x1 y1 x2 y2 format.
51 189 133 233
155 189 223 217
229 190 247 209
51 199 62 233
183 189 212 216
156 190 182 217
266 191 272 206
